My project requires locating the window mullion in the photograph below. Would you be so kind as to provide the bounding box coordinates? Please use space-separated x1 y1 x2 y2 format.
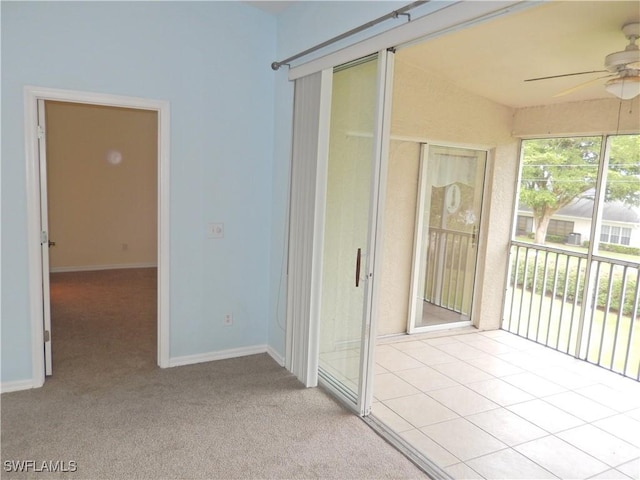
575 135 612 358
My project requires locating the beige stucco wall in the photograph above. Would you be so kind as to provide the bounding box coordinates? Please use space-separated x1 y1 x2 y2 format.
46 101 158 270
513 97 640 137
378 140 421 335
378 58 519 335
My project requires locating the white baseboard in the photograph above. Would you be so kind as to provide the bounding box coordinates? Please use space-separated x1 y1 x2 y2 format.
168 344 270 368
50 263 157 273
267 345 285 367
1 379 38 394
2 346 284 392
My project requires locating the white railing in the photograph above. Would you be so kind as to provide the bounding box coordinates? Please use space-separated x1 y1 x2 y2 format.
424 228 474 315
503 241 640 380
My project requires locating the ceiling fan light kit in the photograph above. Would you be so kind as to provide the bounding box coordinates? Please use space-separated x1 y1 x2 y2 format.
605 74 640 100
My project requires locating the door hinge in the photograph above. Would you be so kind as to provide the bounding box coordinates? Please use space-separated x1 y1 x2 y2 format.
41 231 48 244
44 330 50 342
37 125 45 139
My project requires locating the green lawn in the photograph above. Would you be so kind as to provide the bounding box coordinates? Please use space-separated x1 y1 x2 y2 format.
504 285 640 379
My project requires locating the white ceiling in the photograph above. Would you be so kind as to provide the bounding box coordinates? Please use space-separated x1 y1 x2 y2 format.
397 1 640 108
248 1 638 107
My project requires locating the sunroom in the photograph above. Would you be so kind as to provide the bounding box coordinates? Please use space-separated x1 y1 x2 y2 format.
283 1 639 476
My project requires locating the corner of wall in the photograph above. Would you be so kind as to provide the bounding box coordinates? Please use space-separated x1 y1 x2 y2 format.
1 378 39 394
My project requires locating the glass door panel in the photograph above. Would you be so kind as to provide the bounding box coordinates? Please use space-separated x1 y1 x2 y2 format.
318 56 379 404
410 145 487 331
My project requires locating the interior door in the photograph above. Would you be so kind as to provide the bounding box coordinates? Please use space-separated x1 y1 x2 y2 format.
317 52 391 414
38 99 53 375
408 144 487 332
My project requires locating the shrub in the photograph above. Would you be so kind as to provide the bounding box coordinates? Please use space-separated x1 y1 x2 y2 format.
510 251 638 316
580 240 639 256
545 234 566 244
599 244 640 256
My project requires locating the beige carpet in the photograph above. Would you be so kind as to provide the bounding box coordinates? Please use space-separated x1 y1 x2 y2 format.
1 269 428 479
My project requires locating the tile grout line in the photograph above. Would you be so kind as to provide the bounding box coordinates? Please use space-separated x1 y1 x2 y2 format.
375 332 640 478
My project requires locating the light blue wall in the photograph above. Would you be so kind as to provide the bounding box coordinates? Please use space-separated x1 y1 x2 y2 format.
1 1 277 382
2 0 462 383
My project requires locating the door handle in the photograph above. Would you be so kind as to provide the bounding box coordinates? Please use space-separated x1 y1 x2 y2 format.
48 240 56 247
355 248 362 287
471 226 477 248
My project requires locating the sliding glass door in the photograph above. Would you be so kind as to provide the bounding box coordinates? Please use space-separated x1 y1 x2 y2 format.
317 53 391 414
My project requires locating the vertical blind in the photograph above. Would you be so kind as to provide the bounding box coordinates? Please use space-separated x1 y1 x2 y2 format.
286 71 326 387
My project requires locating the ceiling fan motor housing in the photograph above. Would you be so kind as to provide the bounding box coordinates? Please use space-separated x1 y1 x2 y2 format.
605 22 640 72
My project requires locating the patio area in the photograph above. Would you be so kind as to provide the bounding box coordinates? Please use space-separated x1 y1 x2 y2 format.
371 328 640 479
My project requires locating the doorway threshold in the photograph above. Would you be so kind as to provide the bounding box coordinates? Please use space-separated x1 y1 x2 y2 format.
362 415 454 480
378 325 478 346
412 320 473 334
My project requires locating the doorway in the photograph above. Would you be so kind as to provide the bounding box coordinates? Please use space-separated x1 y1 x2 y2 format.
45 101 158 378
408 144 487 333
24 87 171 386
365 37 502 476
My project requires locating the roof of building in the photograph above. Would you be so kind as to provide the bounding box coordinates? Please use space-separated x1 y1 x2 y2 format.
560 197 640 223
520 196 640 224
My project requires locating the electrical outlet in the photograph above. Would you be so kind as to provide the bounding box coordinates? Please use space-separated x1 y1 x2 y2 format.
207 223 224 239
223 313 233 326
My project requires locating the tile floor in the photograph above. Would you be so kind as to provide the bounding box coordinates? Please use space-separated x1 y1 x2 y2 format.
371 329 640 479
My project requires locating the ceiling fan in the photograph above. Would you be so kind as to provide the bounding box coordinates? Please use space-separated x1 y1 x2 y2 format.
525 22 640 100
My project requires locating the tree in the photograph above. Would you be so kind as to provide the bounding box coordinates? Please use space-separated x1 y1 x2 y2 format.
519 135 640 245
606 134 640 206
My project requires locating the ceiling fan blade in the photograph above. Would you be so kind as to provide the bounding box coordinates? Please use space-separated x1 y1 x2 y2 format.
553 74 616 97
524 70 609 82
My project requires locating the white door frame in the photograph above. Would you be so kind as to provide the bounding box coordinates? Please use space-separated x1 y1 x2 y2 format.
406 141 490 335
24 86 171 387
36 99 53 375
360 48 394 415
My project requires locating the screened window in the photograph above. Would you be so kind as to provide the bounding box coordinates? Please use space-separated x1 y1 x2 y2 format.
513 134 639 254
505 134 639 380
515 136 600 248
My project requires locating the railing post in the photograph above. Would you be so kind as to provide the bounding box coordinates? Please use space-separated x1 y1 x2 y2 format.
574 137 610 361
622 269 640 379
